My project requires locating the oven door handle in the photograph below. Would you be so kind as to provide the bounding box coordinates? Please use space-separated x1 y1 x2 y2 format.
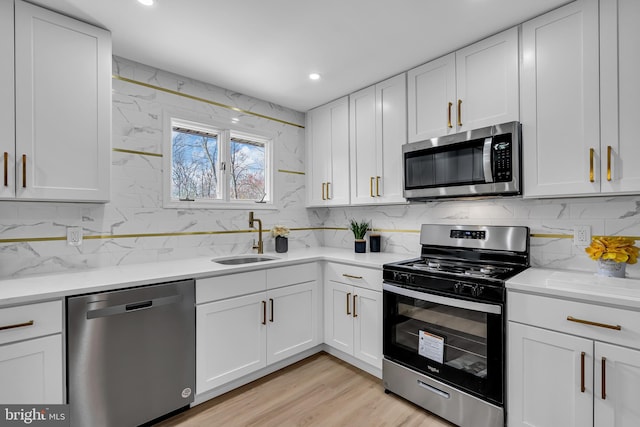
383 283 502 315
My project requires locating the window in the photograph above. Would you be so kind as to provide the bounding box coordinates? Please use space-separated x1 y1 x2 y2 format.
164 117 272 208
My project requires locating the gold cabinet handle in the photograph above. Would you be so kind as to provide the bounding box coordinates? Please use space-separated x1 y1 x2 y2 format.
346 292 351 315
607 145 612 181
601 356 607 400
447 102 453 128
261 300 267 325
269 298 274 323
321 182 326 200
376 176 380 197
370 176 374 197
457 99 462 127
3 152 7 187
580 352 586 393
589 148 595 183
0 320 34 331
342 274 363 279
353 294 358 318
22 154 26 188
567 316 621 331
326 182 331 200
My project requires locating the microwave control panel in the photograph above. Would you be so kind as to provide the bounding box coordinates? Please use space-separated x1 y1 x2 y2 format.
492 137 512 182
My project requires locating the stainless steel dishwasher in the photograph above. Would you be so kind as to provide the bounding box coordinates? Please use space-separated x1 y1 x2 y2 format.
67 279 195 427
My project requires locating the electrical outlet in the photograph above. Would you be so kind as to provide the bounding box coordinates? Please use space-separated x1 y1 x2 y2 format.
573 225 592 246
67 226 83 246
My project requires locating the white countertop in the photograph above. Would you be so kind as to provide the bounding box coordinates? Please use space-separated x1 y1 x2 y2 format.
506 267 640 310
0 248 410 307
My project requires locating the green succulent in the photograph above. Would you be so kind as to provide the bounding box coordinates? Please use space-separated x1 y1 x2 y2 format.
349 219 370 240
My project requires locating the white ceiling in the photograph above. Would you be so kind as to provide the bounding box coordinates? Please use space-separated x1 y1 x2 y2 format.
29 0 571 112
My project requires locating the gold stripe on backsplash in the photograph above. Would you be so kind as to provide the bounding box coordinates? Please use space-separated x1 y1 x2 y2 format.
113 75 305 129
278 169 305 175
113 148 163 157
2 229 638 245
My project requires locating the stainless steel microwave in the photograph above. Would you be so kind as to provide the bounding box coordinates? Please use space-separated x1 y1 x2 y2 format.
403 121 521 200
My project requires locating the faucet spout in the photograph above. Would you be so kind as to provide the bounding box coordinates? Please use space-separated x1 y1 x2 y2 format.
249 211 264 254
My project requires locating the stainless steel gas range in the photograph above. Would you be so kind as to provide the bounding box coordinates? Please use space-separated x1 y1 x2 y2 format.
382 224 529 427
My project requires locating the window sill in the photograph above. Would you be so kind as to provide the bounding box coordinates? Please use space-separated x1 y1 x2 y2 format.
163 201 278 210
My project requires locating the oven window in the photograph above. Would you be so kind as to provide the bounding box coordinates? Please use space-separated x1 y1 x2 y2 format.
395 300 488 377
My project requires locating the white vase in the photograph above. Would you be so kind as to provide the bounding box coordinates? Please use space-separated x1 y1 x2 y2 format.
596 259 626 278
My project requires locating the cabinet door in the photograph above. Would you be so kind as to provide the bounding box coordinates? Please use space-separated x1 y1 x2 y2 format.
196 293 267 393
353 287 382 369
600 0 640 194
324 281 354 354
521 0 600 197
594 342 640 427
508 322 593 427
14 1 111 202
455 27 519 132
306 96 349 206
266 281 319 364
306 104 331 206
327 97 350 205
407 53 456 142
0 335 63 404
376 73 407 204
0 0 14 199
349 85 378 205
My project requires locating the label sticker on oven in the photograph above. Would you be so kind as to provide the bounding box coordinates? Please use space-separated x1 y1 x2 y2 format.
419 330 445 364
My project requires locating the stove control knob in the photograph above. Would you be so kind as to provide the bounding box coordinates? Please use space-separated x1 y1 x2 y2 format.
471 285 484 297
454 282 462 293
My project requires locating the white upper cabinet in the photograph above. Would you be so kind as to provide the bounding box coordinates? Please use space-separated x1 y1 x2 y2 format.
306 96 350 206
0 0 15 199
407 27 518 142
599 0 640 194
523 0 640 198
1 0 112 202
407 54 456 142
350 73 406 205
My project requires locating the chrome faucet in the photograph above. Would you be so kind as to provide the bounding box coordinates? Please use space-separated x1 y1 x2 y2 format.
249 211 263 254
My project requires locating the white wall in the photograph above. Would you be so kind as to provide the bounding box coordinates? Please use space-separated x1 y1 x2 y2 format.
0 57 321 278
2 57 640 279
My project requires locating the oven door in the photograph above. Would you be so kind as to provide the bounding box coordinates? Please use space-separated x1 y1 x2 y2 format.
383 282 504 405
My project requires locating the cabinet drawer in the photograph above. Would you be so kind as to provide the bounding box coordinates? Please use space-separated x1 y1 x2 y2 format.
196 270 266 304
266 263 317 289
508 292 640 350
0 300 62 345
326 262 382 292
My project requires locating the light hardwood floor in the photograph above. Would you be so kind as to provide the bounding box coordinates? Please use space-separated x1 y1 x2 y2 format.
155 352 455 427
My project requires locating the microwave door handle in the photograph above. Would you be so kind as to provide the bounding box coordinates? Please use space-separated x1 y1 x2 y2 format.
483 137 494 183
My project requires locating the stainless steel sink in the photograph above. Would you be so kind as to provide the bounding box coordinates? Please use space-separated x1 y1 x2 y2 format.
212 255 280 265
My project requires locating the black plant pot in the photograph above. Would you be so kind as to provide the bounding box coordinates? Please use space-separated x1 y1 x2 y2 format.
275 236 288 253
354 239 366 253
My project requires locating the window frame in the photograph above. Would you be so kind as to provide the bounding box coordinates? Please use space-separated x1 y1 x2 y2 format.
163 112 275 209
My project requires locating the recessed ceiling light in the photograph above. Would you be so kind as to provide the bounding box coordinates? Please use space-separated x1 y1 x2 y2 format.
309 73 321 81
138 0 154 6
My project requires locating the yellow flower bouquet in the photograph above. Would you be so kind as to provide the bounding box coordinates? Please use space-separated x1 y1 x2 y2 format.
585 236 639 264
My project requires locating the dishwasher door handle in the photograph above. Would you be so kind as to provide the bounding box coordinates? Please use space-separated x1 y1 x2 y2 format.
87 294 183 319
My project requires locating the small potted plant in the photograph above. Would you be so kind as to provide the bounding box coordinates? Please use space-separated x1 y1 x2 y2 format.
349 219 370 253
585 236 639 277
271 225 290 253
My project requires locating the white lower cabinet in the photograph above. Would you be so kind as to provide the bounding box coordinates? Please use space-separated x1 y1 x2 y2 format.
196 266 319 395
508 291 640 427
0 300 63 404
324 276 382 370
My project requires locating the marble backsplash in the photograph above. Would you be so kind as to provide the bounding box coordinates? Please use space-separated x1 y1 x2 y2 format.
0 57 321 278
2 57 640 279
318 195 640 278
